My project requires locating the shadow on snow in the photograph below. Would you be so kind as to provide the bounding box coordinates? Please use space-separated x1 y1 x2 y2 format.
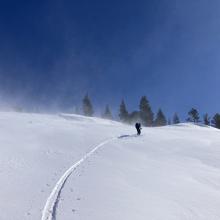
118 134 141 139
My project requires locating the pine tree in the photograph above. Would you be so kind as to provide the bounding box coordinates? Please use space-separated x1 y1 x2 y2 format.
129 111 140 124
154 108 167 126
173 112 180 124
139 96 154 126
119 99 129 122
203 113 210 126
103 105 112 120
82 94 94 116
187 108 200 123
212 113 220 129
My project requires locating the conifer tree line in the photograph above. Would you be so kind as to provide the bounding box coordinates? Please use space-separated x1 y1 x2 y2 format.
119 96 167 127
80 94 220 129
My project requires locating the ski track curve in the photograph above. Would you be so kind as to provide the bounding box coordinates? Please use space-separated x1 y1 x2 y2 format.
41 137 116 220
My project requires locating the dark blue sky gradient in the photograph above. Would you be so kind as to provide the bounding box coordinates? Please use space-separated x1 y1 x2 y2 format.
0 0 219 118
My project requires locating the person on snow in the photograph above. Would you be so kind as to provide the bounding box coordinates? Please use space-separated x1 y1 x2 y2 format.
135 122 142 135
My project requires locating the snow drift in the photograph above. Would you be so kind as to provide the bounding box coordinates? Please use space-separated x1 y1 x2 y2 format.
0 111 219 220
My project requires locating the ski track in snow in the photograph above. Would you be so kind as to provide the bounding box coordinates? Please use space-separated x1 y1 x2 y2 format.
41 137 117 220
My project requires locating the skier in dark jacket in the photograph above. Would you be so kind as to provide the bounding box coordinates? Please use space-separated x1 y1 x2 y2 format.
135 122 142 135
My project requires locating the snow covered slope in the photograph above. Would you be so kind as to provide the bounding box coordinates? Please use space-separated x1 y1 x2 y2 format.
0 112 220 220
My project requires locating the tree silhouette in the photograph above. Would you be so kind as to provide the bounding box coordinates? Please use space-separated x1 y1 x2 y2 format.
119 99 129 122
82 94 94 116
212 113 220 129
103 105 113 119
129 111 140 124
173 112 180 124
139 96 154 126
187 108 200 123
154 108 167 126
203 113 210 126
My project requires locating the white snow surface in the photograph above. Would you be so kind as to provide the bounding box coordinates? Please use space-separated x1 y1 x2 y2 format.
0 111 220 220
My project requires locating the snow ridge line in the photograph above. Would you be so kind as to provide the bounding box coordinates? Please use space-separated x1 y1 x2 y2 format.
41 137 116 220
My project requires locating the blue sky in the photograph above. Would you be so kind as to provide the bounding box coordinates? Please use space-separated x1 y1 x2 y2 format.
0 0 219 119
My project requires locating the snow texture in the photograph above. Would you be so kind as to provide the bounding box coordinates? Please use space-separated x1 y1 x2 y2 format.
0 112 220 220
